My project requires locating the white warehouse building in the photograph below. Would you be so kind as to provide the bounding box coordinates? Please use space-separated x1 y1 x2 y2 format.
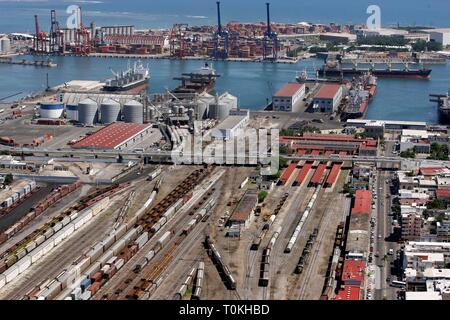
210 109 250 140
427 28 450 47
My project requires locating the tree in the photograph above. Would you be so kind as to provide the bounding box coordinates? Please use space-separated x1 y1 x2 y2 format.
400 149 416 159
3 173 13 185
427 198 447 210
279 156 288 169
428 142 449 161
258 191 268 203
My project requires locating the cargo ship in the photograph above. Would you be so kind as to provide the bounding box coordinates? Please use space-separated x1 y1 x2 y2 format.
171 63 220 95
430 89 450 123
341 74 377 120
103 60 150 94
296 68 344 84
318 62 431 80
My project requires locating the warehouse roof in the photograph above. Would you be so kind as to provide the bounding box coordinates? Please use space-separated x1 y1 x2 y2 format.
335 285 362 300
314 84 342 99
352 190 372 215
342 260 366 283
274 83 305 97
229 191 258 223
72 122 151 150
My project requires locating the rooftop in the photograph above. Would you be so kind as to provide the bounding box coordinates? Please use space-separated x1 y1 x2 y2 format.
352 189 372 215
342 260 366 283
334 285 362 300
314 84 342 99
71 122 151 150
229 191 258 223
274 82 305 97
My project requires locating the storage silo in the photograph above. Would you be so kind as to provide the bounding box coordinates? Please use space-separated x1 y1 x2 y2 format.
100 98 121 124
148 107 156 121
39 102 64 119
66 104 78 121
0 37 10 53
123 100 143 123
77 98 99 126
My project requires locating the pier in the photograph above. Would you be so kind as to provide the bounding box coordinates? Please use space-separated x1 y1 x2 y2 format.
0 57 57 68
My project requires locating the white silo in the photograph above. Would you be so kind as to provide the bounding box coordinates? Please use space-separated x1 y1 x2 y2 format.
78 98 99 126
100 98 121 124
123 100 143 123
39 102 64 119
66 104 78 121
0 37 10 53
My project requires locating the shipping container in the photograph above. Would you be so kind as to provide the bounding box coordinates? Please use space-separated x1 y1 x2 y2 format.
3 265 19 283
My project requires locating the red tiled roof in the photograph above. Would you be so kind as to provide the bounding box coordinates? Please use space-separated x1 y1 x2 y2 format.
326 163 342 186
335 285 362 300
436 189 450 198
314 84 341 99
311 163 327 184
274 82 305 97
420 167 446 176
72 123 151 149
104 35 165 45
280 162 297 184
295 162 313 185
341 260 366 284
352 190 372 215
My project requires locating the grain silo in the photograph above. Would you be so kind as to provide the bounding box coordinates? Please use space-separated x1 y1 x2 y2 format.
77 98 99 126
100 98 121 124
208 92 237 120
0 37 10 53
123 100 143 123
39 102 64 119
66 104 78 121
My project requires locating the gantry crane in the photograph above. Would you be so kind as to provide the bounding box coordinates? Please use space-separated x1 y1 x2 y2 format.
212 1 229 60
262 2 279 61
74 7 91 55
49 10 64 54
34 15 47 54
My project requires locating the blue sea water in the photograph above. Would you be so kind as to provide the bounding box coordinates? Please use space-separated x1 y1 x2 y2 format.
0 0 449 123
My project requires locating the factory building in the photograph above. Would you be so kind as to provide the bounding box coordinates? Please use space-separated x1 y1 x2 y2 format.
228 190 258 230
313 84 343 113
427 28 450 47
272 82 305 112
346 119 427 130
210 109 250 140
71 123 153 150
364 120 385 138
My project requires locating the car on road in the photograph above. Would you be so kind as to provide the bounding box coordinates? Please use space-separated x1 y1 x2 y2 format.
388 249 394 255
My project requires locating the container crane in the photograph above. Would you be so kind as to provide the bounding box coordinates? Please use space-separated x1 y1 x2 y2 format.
49 10 64 54
75 7 91 55
212 1 229 60
263 2 279 61
34 15 47 54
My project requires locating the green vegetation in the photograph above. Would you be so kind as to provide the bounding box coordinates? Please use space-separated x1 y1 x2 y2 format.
427 198 448 210
406 170 415 177
400 148 416 159
391 203 401 216
279 145 291 155
435 212 447 224
342 183 355 196
279 156 288 169
309 46 327 53
3 173 13 185
427 142 449 161
357 36 408 47
258 191 268 203
287 47 304 58
281 126 320 137
355 132 366 139
412 40 443 52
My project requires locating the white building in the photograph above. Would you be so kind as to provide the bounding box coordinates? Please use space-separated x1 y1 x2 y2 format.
210 109 250 140
272 83 305 112
313 84 343 113
427 28 450 47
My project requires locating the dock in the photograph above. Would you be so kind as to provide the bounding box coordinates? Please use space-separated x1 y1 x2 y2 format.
0 57 57 68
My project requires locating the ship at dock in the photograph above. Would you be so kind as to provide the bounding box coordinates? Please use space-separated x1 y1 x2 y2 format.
103 60 150 94
171 63 220 95
430 89 450 123
318 61 431 80
341 73 377 120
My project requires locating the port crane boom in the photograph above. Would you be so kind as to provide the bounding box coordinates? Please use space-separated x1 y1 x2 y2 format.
212 1 229 60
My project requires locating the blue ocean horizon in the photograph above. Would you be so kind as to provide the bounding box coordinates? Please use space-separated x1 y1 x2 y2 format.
0 0 449 33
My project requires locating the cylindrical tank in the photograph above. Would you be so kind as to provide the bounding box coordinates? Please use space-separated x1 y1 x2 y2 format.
123 100 143 124
195 101 208 120
100 98 121 124
77 98 98 126
39 102 64 119
66 104 78 121
171 105 179 115
0 37 11 53
187 108 195 121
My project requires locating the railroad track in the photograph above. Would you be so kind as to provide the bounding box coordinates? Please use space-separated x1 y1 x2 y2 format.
297 189 334 300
